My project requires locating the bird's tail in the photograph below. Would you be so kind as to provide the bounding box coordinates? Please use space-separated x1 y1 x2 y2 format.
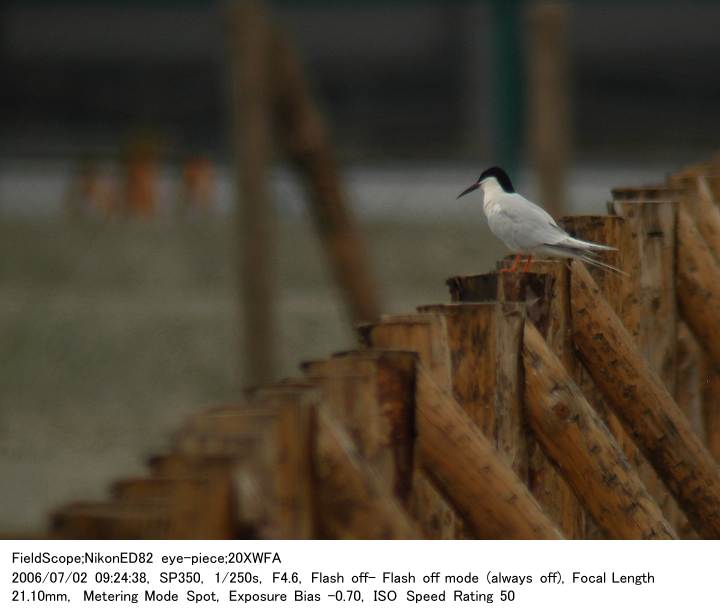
557 236 617 252
576 252 628 276
542 244 627 276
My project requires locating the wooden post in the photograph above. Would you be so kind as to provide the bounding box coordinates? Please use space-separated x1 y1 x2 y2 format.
598 206 678 390
526 2 571 218
445 270 586 539
704 360 720 463
676 323 705 439
173 394 314 539
699 163 720 460
523 322 676 539
226 1 275 386
271 31 381 324
570 261 720 538
670 173 720 461
574 210 685 532
415 365 562 539
677 208 720 366
52 503 174 539
111 476 233 539
417 303 527 477
302 350 416 502
611 185 680 203
359 314 452 389
358 314 469 538
313 407 420 539
244 387 316 538
148 454 249 536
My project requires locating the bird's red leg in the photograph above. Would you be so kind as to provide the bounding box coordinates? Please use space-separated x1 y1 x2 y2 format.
522 255 533 273
500 254 522 273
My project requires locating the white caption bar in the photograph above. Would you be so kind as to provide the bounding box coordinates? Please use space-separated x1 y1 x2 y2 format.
1 540 713 615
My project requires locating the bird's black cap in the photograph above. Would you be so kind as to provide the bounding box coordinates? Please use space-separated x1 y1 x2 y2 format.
457 165 515 199
478 167 515 193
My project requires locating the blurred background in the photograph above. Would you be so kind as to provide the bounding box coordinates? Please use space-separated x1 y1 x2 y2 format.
2 0 720 534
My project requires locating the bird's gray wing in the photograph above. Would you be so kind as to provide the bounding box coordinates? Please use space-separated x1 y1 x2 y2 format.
488 194 568 251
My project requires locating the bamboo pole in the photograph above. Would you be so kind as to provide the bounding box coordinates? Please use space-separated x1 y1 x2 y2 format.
445 270 586 538
570 261 720 538
271 31 381 324
415 365 562 539
226 0 275 385
523 322 676 539
526 2 570 218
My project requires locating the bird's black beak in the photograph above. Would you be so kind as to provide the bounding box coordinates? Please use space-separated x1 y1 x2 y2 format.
457 182 480 199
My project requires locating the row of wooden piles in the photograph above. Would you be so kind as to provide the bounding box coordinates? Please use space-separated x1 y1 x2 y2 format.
52 158 720 540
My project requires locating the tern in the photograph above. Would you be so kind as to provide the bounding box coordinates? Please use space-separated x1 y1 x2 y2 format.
457 166 622 274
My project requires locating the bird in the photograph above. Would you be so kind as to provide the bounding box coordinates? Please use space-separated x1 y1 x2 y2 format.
456 166 623 274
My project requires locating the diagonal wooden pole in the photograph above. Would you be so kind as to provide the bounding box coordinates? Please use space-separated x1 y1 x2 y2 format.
270 30 381 324
570 261 720 538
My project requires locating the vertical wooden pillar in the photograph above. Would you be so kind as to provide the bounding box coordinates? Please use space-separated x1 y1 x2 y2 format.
559 216 638 459
445 270 585 539
526 2 571 218
226 1 275 386
302 350 416 503
359 314 470 538
312 406 420 539
417 303 527 478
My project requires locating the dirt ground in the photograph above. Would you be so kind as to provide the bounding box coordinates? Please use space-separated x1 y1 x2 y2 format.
0 213 503 533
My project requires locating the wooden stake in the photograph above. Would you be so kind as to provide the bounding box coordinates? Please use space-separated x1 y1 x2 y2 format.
570 261 720 538
445 270 586 538
313 407 420 539
52 503 174 539
677 208 720 366
358 314 468 538
271 31 381 324
111 476 233 539
415 365 562 539
418 303 527 477
676 323 705 439
670 174 720 461
523 322 676 539
703 359 720 463
579 209 685 532
226 0 275 385
302 350 416 502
